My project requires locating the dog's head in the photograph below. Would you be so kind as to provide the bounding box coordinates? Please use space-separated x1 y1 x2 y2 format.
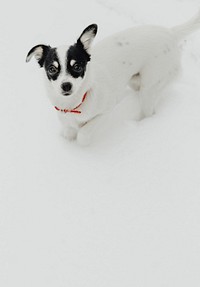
26 24 97 105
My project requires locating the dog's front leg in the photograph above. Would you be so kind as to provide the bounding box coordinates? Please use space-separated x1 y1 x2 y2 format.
77 114 106 146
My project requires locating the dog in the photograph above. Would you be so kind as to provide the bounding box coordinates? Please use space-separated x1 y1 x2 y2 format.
26 11 200 145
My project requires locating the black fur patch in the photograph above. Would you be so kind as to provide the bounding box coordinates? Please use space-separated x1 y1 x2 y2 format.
66 41 91 78
44 48 61 81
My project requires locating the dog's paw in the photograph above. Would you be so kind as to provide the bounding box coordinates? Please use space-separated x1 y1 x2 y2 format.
62 128 77 141
77 131 91 146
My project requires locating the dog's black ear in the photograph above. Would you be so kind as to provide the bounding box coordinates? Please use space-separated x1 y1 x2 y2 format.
77 24 98 52
26 45 51 67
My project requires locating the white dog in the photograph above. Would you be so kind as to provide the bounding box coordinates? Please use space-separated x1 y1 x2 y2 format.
26 11 200 145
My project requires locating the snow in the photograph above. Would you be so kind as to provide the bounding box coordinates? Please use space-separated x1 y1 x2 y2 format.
1 0 200 286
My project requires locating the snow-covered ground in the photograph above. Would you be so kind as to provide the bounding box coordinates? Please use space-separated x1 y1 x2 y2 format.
1 0 200 286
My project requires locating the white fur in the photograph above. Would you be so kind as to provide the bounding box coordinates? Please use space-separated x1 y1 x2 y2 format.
43 12 200 145
70 59 76 66
53 61 59 68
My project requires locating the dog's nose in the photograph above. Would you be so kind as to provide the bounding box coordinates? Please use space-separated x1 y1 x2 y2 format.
61 82 72 94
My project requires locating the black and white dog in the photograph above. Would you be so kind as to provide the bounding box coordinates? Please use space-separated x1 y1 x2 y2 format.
26 11 200 145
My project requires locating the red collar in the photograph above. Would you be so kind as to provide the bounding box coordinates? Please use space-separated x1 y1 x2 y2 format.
54 92 88 114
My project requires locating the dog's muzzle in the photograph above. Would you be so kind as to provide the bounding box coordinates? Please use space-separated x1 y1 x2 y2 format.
61 82 72 96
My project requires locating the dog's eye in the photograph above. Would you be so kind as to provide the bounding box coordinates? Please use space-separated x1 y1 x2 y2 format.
73 63 83 73
48 65 58 75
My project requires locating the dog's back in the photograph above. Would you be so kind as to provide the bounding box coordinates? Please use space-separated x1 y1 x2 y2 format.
91 11 200 117
93 25 178 84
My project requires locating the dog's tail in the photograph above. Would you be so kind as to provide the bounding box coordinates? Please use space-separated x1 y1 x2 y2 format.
171 9 200 41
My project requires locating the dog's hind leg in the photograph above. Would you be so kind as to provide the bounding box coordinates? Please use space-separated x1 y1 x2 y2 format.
129 72 157 119
129 73 141 92
128 73 145 120
137 61 180 119
138 87 158 118
129 73 159 119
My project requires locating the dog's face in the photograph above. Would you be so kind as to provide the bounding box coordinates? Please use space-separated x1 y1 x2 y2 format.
26 24 97 102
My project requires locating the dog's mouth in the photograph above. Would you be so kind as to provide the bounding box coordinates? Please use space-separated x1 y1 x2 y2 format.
62 92 72 96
